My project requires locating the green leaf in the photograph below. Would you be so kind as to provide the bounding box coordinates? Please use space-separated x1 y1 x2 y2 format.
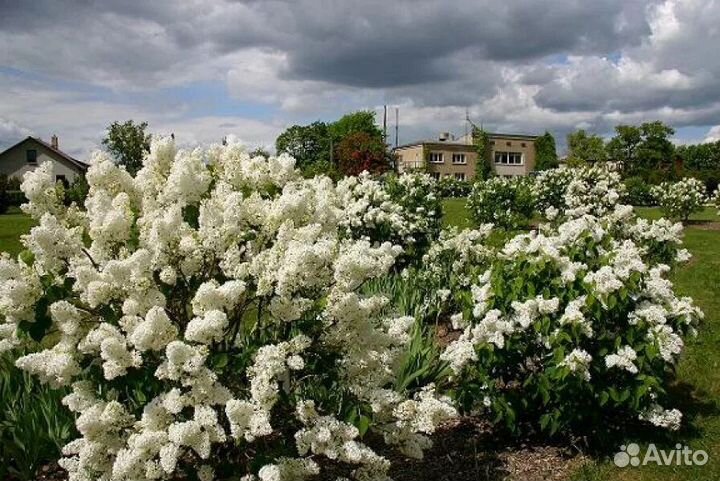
357 415 371 437
540 413 551 431
19 296 52 342
606 295 617 309
18 249 35 266
213 353 229 369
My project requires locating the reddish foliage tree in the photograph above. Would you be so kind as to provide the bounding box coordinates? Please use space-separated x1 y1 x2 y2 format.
336 132 390 176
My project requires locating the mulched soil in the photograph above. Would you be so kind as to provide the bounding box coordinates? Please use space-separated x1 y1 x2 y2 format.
30 462 67 481
385 417 586 481
686 220 720 231
30 418 587 481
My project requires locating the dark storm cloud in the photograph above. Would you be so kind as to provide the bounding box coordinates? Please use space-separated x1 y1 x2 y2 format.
2 0 720 150
0 0 650 88
262 0 652 88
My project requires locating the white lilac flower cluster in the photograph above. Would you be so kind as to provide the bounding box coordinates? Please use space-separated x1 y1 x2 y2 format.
561 163 625 218
436 176 472 198
2 139 456 481
713 187 720 215
652 177 707 221
419 226 494 288
437 170 701 434
531 167 575 213
337 172 442 262
466 176 535 229
531 164 626 220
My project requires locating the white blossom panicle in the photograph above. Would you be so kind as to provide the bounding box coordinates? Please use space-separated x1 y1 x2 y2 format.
605 345 639 374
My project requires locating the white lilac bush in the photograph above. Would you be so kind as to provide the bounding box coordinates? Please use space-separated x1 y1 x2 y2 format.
711 186 720 215
531 164 625 220
531 167 574 213
436 177 472 198
466 176 535 230
0 139 456 481
652 177 707 221
337 172 442 264
435 181 701 437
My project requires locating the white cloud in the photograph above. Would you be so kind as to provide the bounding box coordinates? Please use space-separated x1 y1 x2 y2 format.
1 0 720 152
705 126 720 143
0 73 281 157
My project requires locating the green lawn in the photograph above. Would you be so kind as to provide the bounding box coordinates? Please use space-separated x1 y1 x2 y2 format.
0 208 35 257
635 206 718 222
573 216 720 481
442 197 474 229
443 200 720 481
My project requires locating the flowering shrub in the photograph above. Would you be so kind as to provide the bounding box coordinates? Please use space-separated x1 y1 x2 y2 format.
652 177 707 221
531 168 574 213
1 139 457 481
436 177 472 198
622 176 656 207
713 187 720 215
337 172 442 264
436 200 701 437
467 176 535 230
531 164 626 220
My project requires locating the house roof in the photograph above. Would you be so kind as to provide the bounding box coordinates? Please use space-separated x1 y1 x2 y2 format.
0 136 89 171
394 132 539 150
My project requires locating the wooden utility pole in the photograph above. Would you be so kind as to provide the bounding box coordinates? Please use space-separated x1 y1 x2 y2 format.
383 105 388 145
395 107 399 148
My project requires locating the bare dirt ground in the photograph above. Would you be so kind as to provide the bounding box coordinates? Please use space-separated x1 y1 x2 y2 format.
385 417 586 481
30 419 588 481
687 220 720 230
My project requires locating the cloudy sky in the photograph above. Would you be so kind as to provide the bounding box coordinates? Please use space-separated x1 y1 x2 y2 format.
1 0 720 158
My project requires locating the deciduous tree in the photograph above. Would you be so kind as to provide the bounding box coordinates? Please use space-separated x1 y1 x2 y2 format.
275 121 331 171
101 120 151 175
566 129 607 165
336 131 389 176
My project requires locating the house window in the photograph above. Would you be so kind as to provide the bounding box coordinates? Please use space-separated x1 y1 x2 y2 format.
454 173 466 181
508 152 523 164
451 153 466 164
494 152 524 165
521 142 526 147
56 175 68 187
506 141 512 146
429 152 444 163
430 172 441 180
26 149 37 164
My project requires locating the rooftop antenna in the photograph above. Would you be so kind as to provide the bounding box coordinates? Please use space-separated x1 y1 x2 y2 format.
464 107 469 142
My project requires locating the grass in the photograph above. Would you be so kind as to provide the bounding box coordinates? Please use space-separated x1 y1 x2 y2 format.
443 200 720 481
442 198 474 229
572 213 720 481
0 207 35 257
0 354 75 481
635 206 718 222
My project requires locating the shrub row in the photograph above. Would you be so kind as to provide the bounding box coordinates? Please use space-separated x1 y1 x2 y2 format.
0 146 703 480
